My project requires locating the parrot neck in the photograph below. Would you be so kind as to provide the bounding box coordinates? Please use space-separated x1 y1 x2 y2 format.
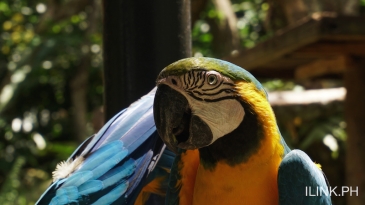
199 101 285 169
198 81 285 169
190 98 284 205
198 100 265 169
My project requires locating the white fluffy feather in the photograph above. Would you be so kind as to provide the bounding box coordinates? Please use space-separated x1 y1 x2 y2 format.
52 156 84 181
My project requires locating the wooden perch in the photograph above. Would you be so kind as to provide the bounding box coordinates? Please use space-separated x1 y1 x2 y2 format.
295 55 348 80
268 87 346 106
224 14 365 79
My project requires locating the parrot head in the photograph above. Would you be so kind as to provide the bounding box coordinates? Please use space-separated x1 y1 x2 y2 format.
154 57 269 155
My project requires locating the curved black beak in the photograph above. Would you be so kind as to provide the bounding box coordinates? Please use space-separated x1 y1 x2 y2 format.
153 84 212 153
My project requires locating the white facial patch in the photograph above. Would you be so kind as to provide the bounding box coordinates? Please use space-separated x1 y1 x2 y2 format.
187 97 245 144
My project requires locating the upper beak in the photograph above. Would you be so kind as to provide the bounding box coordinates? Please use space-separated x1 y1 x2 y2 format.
153 84 213 153
153 84 190 153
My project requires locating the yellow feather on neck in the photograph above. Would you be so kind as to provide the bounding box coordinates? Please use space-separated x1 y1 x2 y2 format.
235 81 285 161
190 81 286 205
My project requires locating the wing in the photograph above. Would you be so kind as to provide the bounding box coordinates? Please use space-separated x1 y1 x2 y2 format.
278 149 332 205
134 148 176 205
36 88 175 205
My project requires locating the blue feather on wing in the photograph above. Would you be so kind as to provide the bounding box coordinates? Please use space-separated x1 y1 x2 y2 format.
278 149 332 205
36 88 174 205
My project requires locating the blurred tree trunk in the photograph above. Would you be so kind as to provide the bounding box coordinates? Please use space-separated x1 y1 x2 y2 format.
345 57 365 205
208 0 240 57
191 0 208 24
69 0 101 142
70 54 91 142
103 0 191 121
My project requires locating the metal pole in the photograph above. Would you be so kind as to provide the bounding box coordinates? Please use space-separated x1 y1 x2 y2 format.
103 0 191 121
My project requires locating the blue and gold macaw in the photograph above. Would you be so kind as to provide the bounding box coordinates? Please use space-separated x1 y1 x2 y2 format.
153 57 332 205
36 88 175 205
37 57 332 205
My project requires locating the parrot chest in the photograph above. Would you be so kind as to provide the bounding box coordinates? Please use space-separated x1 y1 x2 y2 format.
191 157 281 205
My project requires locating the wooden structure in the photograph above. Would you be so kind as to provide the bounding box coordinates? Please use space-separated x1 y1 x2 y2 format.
225 13 365 205
225 13 365 80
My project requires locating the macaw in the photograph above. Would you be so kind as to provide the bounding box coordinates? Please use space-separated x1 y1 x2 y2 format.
36 88 175 205
153 57 332 205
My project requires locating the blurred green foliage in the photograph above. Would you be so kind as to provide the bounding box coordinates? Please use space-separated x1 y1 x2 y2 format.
192 0 269 57
0 0 103 203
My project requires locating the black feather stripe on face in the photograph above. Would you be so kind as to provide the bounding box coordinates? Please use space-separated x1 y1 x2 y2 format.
179 70 238 102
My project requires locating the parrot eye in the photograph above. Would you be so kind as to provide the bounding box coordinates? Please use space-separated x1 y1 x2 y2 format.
207 74 218 85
